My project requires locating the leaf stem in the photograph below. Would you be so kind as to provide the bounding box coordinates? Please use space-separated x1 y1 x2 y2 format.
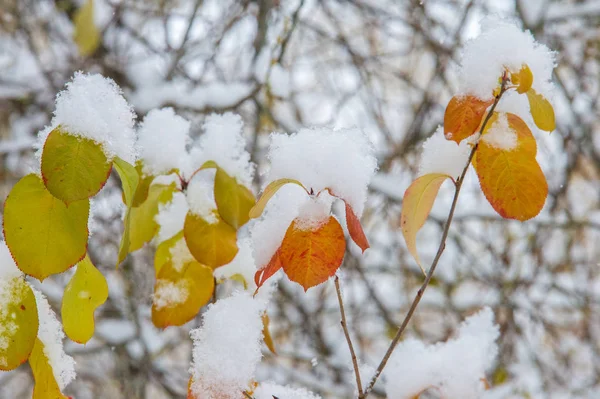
361 73 509 398
334 275 363 395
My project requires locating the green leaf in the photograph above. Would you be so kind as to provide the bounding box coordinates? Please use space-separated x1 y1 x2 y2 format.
129 183 176 252
61 255 108 344
132 162 154 207
41 127 111 204
73 0 100 57
214 167 255 229
3 174 89 280
0 278 38 371
113 157 140 266
184 212 238 269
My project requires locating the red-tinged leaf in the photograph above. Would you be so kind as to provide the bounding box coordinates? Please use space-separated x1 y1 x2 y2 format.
249 178 305 219
400 173 452 273
254 249 283 292
344 201 369 252
473 113 548 221
280 216 346 291
444 95 493 144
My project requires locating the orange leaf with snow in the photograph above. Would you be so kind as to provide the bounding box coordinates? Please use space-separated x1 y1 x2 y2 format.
400 173 452 273
473 112 548 221
279 216 346 291
444 95 493 144
152 259 214 328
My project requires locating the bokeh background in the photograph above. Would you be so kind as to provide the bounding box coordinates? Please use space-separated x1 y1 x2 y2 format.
1 0 600 398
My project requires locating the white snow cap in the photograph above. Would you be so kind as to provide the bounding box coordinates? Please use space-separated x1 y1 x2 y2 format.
137 107 191 176
33 289 76 391
419 126 472 179
254 383 322 399
482 113 517 150
0 241 22 281
266 126 377 217
187 113 255 187
155 191 189 244
40 72 137 163
186 169 218 224
189 291 265 399
457 19 555 100
385 307 499 399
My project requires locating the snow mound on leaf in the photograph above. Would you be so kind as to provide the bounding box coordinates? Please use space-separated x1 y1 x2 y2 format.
189 291 265 399
186 169 218 224
155 191 189 244
266 126 377 217
38 72 137 163
385 307 499 399
457 19 555 101
482 113 517 150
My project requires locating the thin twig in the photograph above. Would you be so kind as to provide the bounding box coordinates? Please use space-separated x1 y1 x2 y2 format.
334 275 363 396
243 391 255 399
361 73 510 398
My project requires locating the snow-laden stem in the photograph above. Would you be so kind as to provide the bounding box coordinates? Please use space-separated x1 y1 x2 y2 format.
334 275 363 395
361 73 510 398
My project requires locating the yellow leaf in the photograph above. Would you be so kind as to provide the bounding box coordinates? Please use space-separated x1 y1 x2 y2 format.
526 88 555 132
132 162 154 207
280 216 346 291
29 338 68 399
129 183 176 252
400 173 452 273
3 174 89 280
249 178 305 219
151 260 214 328
0 278 38 371
512 64 533 94
113 157 140 266
73 0 100 57
184 213 238 269
473 113 548 221
61 255 108 344
261 313 276 354
154 231 185 276
214 167 255 229
41 127 111 204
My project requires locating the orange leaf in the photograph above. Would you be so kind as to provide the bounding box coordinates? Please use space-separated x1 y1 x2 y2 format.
444 95 493 144
473 113 548 221
400 173 452 273
527 89 555 132
254 249 283 291
512 64 533 94
280 216 346 291
344 201 369 252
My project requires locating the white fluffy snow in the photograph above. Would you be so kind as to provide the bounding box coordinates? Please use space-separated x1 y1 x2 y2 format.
155 192 189 244
33 289 76 391
153 280 189 310
266 126 377 217
294 193 335 231
0 241 22 281
186 169 218 224
384 307 499 399
0 242 23 363
254 383 322 399
137 107 190 176
419 126 472 179
189 291 265 399
214 237 257 290
38 72 137 163
169 239 194 272
457 19 555 101
482 113 517 150
187 113 255 187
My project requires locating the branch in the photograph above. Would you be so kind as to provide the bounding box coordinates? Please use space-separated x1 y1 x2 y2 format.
334 275 363 396
361 73 510 398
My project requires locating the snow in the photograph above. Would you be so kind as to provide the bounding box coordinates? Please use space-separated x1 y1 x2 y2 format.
0 241 22 281
137 107 190 176
266 126 377 217
186 113 255 187
37 72 137 163
419 126 472 179
482 113 517 150
384 307 499 399
189 291 265 399
254 383 322 399
153 280 189 309
457 19 555 101
155 192 189 244
0 242 23 364
186 169 218 224
214 237 257 290
33 288 76 391
294 192 335 231
169 239 194 272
